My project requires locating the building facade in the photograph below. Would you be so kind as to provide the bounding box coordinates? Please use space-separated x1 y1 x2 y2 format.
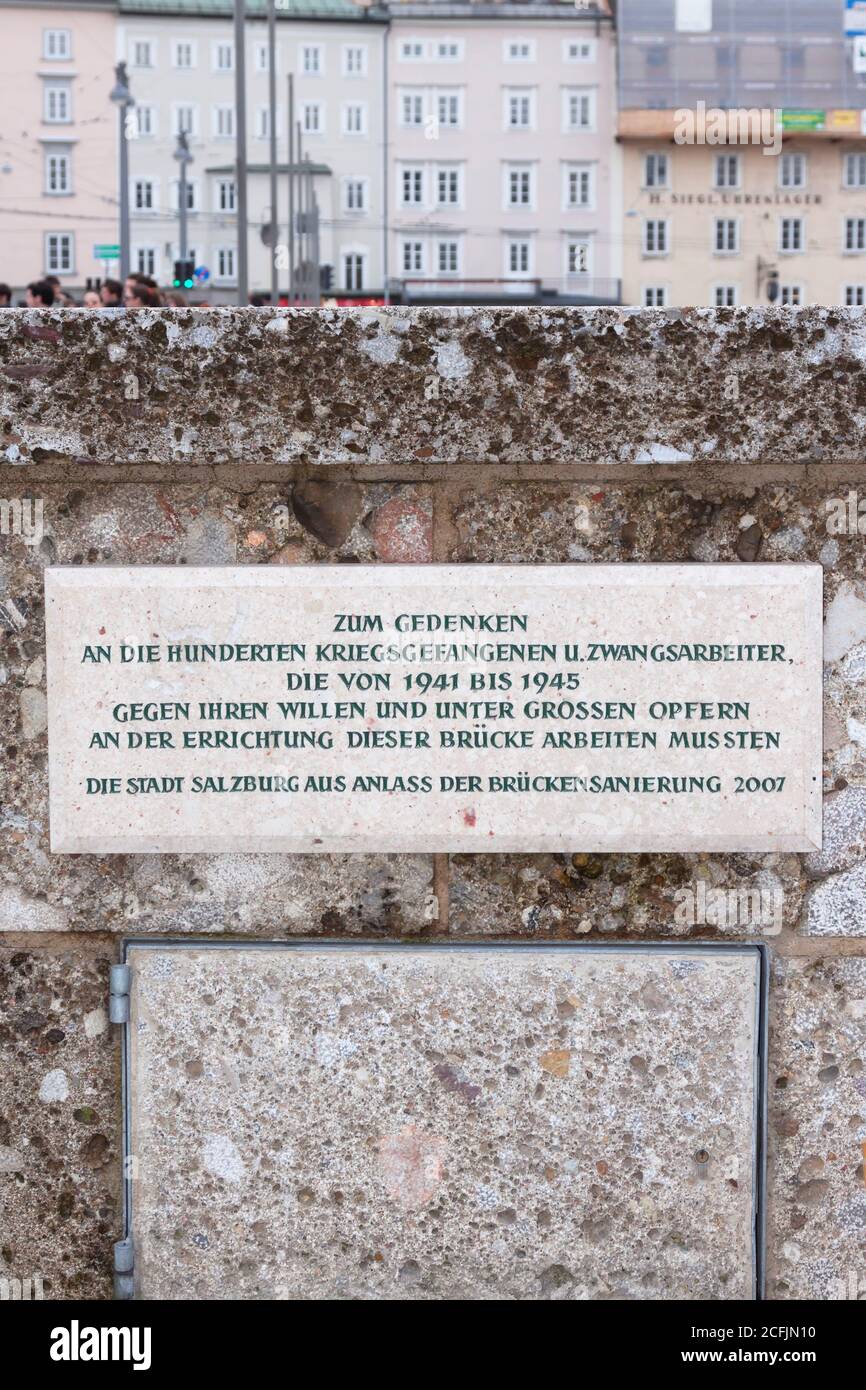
0 0 119 296
118 0 387 300
387 1 621 304
619 0 866 307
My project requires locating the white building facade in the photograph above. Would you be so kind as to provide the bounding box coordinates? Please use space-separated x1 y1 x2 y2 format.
118 0 387 299
387 1 620 304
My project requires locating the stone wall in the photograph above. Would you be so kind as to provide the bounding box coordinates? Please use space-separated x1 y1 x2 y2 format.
1 306 864 1300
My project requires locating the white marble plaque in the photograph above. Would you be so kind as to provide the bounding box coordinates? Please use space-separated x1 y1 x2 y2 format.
45 565 822 854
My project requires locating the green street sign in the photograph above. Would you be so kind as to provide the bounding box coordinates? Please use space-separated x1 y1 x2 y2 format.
93 244 120 259
780 110 825 131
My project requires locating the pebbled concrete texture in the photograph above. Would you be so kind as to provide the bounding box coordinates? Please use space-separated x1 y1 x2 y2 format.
766 956 866 1301
127 945 760 1301
0 947 119 1298
3 306 866 468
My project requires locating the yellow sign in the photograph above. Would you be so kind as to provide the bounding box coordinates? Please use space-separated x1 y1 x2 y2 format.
828 109 860 130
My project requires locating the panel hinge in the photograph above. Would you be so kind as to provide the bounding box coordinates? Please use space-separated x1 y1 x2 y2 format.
109 964 130 1024
114 1235 134 1300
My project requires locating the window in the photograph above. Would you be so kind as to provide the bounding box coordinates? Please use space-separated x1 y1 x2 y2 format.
173 104 197 137
43 29 71 60
714 218 739 253
171 179 196 212
506 164 533 208
504 39 535 62
45 231 73 273
255 107 281 140
301 44 323 75
132 40 154 69
400 89 425 127
302 101 323 135
436 89 462 128
399 40 425 61
644 153 669 189
254 43 270 74
343 44 367 76
214 105 235 138
213 41 233 72
173 41 195 69
780 284 802 306
643 219 669 255
505 89 534 129
780 153 806 189
845 284 866 305
564 88 595 132
216 247 237 282
343 178 368 213
135 105 156 138
846 217 866 252
714 285 737 307
217 179 236 212
564 39 596 62
401 240 424 273
564 163 594 209
44 150 71 194
676 0 712 32
435 39 462 62
133 179 156 212
780 217 803 252
844 153 866 189
436 240 459 274
44 84 71 123
714 153 741 189
135 246 157 277
436 166 461 207
506 238 531 275
644 286 667 307
343 252 364 291
566 239 591 276
400 166 424 206
342 103 367 135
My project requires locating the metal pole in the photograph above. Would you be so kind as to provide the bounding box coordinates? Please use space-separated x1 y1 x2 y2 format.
312 189 320 306
179 153 188 266
287 73 294 304
381 27 388 303
307 158 315 303
296 120 305 303
233 0 249 304
267 0 278 303
119 103 130 283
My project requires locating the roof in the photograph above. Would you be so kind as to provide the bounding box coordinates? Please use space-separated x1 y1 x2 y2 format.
118 0 379 18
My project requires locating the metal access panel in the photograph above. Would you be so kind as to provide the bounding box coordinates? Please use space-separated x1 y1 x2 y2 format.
120 942 767 1301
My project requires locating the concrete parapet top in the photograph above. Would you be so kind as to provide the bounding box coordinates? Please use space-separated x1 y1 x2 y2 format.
1 305 864 468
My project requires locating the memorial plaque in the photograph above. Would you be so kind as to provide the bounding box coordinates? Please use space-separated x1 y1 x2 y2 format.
124 942 763 1301
45 565 822 854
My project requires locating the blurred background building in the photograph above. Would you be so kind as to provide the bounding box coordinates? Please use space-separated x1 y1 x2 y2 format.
4 0 866 307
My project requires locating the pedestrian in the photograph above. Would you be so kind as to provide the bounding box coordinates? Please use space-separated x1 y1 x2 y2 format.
25 280 55 307
100 279 123 307
124 283 162 309
0 283 11 307
163 291 188 306
83 290 101 308
44 275 74 307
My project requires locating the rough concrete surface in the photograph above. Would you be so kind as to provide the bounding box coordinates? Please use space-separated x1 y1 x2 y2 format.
3 306 866 468
0 947 119 1298
128 945 760 1301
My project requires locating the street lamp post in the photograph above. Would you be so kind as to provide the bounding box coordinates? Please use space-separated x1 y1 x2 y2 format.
173 129 194 269
109 62 134 283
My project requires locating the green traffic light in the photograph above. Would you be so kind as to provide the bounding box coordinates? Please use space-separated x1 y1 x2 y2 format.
184 279 194 289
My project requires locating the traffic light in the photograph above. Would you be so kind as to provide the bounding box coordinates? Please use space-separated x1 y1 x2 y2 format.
319 263 334 292
173 259 195 290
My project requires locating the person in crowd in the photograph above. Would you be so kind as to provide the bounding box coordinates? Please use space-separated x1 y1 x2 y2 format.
124 282 162 309
163 291 187 306
0 284 11 307
83 290 101 308
125 272 158 299
44 275 75 306
100 279 123 307
25 280 55 307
